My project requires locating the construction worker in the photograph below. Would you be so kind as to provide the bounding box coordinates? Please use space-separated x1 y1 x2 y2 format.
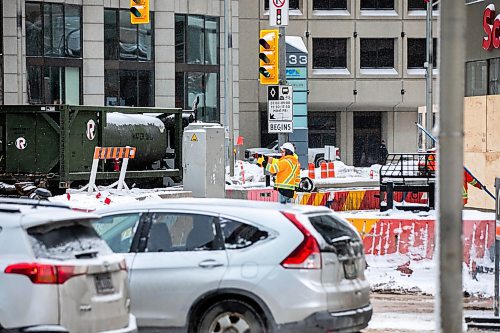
422 148 482 205
257 142 300 204
463 171 483 205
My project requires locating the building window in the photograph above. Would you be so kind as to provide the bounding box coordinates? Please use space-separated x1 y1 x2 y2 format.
26 2 82 104
265 0 300 10
360 38 394 69
104 9 154 106
408 0 438 10
360 0 393 10
407 38 437 68
465 61 488 97
308 112 336 148
313 0 347 10
175 15 220 123
489 58 500 95
313 38 347 69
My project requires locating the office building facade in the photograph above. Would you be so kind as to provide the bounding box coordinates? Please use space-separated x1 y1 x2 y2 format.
239 0 438 165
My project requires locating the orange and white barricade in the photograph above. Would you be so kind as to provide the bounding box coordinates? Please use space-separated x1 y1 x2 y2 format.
80 146 136 194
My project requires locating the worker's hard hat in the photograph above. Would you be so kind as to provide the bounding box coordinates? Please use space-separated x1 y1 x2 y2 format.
280 142 295 153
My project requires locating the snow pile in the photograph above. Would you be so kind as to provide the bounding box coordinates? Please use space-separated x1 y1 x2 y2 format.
226 160 381 188
366 254 495 297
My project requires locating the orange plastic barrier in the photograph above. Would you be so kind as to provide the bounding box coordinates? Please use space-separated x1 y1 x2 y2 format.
327 162 335 178
320 162 327 178
308 163 315 179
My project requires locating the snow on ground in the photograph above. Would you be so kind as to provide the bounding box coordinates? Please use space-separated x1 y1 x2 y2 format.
365 254 495 298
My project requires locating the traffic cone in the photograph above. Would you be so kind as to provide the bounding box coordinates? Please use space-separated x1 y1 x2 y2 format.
308 163 315 179
327 162 335 178
321 162 327 179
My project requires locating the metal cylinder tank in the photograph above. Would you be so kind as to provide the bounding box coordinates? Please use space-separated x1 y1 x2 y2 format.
104 113 167 167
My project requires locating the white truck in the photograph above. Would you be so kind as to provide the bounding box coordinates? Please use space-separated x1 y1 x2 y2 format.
244 140 339 167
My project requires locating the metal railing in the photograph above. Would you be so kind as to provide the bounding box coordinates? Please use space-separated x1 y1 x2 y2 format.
380 153 436 184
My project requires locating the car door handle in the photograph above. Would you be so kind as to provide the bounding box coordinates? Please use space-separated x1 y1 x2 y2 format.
198 259 224 268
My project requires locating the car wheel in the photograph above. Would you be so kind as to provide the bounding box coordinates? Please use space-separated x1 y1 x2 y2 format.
314 155 325 168
197 300 266 333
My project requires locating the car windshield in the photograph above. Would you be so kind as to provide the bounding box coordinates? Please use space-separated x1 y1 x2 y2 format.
265 140 278 149
28 220 111 260
308 214 359 244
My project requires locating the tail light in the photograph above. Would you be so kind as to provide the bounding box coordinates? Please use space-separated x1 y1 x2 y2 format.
280 212 321 269
5 263 87 284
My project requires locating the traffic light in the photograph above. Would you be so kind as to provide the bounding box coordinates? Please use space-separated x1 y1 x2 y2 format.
130 0 149 24
259 29 279 85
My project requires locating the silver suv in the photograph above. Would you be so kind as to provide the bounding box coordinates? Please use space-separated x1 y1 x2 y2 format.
0 199 137 333
93 198 372 333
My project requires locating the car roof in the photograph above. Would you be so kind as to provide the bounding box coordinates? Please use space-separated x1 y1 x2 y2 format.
0 198 100 229
96 198 333 215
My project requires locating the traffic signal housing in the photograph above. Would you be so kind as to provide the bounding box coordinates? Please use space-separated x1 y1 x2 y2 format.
259 29 279 85
130 0 149 24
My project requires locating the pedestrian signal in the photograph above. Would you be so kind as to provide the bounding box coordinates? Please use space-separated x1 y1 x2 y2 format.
130 0 149 24
259 29 279 85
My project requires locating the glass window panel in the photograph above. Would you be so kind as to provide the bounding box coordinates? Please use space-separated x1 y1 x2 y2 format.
205 73 218 122
105 69 119 106
138 20 153 61
408 0 438 10
175 72 185 108
360 0 393 9
407 38 437 69
44 66 63 104
44 4 65 57
490 58 500 95
205 17 218 65
313 38 346 69
92 214 141 253
175 15 186 63
466 61 488 97
27 66 42 104
313 0 347 10
360 38 394 68
64 5 81 58
120 70 138 106
120 10 138 60
26 3 43 56
188 72 204 118
187 16 205 64
65 67 80 104
220 217 269 249
104 10 119 60
138 70 154 107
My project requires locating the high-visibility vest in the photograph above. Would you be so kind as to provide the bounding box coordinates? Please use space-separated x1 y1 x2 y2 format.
265 155 300 191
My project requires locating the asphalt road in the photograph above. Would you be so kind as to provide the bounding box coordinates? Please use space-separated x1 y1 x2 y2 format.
364 292 494 332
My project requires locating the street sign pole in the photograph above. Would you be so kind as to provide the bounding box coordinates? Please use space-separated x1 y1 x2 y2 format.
495 178 500 316
278 27 287 147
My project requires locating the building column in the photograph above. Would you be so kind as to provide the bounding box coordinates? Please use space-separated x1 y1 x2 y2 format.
338 111 354 165
154 1 175 107
83 0 104 106
3 0 24 104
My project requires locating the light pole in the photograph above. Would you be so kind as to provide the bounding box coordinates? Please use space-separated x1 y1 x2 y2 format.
425 0 434 150
223 0 234 176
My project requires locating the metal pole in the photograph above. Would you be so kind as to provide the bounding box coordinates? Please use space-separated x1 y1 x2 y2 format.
437 1 466 332
223 0 234 176
278 26 287 146
425 0 433 149
17 0 23 104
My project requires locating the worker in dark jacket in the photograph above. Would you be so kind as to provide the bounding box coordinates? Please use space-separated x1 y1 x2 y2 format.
257 142 300 204
378 140 388 165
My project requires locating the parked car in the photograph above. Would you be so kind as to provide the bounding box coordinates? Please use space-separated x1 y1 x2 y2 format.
92 198 372 333
245 140 340 167
0 198 137 333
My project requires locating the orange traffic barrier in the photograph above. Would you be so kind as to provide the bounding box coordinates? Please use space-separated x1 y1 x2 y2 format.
320 162 327 179
328 162 335 178
308 163 315 179
93 146 136 160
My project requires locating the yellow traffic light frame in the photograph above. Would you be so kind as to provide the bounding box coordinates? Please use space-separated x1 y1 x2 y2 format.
259 29 279 85
130 0 150 24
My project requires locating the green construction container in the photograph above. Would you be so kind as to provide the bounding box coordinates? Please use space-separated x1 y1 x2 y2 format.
0 105 183 190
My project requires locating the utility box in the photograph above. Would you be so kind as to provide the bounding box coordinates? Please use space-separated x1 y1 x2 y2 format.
182 122 225 198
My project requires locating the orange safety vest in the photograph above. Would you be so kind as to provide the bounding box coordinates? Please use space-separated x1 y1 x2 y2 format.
265 155 300 191
463 171 481 205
